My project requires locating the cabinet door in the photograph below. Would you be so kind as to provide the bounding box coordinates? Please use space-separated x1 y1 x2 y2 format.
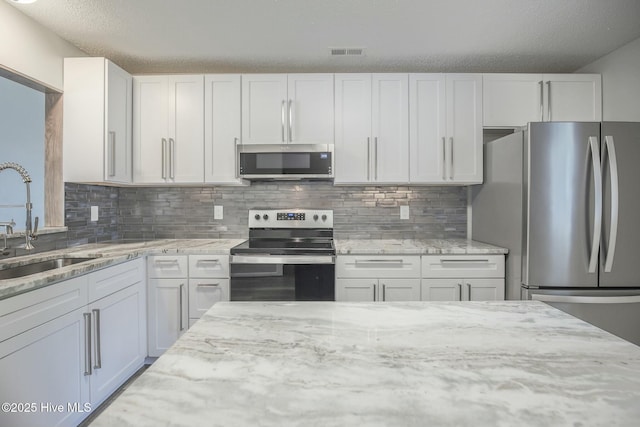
446 74 483 184
372 74 409 183
241 74 288 144
89 281 146 406
335 279 376 302
409 73 447 183
379 279 421 301
421 279 463 301
334 74 372 183
133 76 169 183
167 75 204 183
105 60 132 183
204 74 242 184
482 74 542 127
0 308 90 427
188 278 230 319
147 279 188 357
543 74 602 122
287 74 334 144
463 278 505 301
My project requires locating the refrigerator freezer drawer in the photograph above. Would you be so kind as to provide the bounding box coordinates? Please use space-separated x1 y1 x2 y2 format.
527 289 640 346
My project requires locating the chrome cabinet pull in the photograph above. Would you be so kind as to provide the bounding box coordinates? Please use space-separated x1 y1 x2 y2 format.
281 100 286 142
367 137 371 181
108 131 116 177
442 137 446 180
546 81 552 121
588 136 603 274
92 309 102 369
288 99 293 142
373 283 377 301
169 138 176 179
197 283 220 288
83 313 92 376
449 137 454 180
466 282 471 301
382 284 386 301
603 135 619 273
234 138 240 178
355 259 403 264
179 284 185 331
374 137 378 180
161 138 167 179
457 283 462 301
538 81 544 121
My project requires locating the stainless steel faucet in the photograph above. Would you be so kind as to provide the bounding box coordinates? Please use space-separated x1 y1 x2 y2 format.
0 162 39 250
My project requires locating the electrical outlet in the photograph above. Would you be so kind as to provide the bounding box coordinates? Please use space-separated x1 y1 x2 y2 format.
90 206 99 222
400 205 409 220
214 205 223 220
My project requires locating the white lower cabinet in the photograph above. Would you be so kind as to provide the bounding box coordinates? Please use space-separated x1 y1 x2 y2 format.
147 255 230 356
421 255 505 301
0 308 89 427
147 278 188 358
0 258 146 427
335 256 421 302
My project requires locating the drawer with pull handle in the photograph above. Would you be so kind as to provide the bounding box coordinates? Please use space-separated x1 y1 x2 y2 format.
421 255 505 278
188 279 230 319
147 255 188 278
336 255 421 278
189 255 230 278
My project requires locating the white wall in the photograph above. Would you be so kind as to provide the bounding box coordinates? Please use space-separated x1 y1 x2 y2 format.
578 37 640 121
0 1 86 91
0 76 45 229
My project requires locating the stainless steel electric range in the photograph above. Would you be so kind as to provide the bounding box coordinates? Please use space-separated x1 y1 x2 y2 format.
229 209 335 301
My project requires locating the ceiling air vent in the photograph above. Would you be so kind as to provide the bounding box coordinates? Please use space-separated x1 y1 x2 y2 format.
330 47 365 56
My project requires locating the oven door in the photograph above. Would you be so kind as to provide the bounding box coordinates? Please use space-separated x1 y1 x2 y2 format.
230 255 335 301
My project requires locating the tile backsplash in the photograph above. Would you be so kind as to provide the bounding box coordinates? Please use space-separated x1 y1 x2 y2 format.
63 182 467 245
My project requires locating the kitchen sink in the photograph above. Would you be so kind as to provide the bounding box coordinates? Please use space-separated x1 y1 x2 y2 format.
0 257 98 280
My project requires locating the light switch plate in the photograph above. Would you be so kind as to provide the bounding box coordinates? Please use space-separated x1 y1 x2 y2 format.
400 205 409 220
214 205 223 220
90 206 99 222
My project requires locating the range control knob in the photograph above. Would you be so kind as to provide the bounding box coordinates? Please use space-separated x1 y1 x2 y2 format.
254 214 261 220
263 214 269 220
321 214 327 221
313 214 319 221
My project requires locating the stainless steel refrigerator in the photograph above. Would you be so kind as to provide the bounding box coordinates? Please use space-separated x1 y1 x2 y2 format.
472 122 640 345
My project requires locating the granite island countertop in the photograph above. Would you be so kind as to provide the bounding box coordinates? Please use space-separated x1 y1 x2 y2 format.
335 238 508 255
90 301 640 427
0 239 245 300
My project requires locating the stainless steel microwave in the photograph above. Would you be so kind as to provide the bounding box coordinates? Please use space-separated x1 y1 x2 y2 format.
237 144 334 180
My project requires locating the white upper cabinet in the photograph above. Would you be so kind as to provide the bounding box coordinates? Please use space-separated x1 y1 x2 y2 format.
63 57 132 184
334 73 409 184
241 74 334 144
483 73 602 127
133 75 204 184
543 74 602 122
204 74 244 184
409 73 482 184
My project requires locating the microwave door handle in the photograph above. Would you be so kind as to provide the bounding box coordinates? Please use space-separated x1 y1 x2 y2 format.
603 135 619 273
588 136 603 274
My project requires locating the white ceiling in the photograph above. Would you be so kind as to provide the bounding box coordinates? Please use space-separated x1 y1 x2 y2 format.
7 0 640 74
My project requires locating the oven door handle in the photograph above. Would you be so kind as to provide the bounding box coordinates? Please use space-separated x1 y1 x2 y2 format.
230 255 335 265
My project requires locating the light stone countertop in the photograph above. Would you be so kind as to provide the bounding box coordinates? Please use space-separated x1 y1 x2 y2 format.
335 238 508 255
89 301 640 427
0 239 246 300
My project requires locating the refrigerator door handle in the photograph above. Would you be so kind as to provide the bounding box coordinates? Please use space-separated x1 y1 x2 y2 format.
588 136 602 274
603 135 619 273
532 294 640 304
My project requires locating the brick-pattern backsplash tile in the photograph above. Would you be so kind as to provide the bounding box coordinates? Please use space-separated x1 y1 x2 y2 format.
60 182 467 245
